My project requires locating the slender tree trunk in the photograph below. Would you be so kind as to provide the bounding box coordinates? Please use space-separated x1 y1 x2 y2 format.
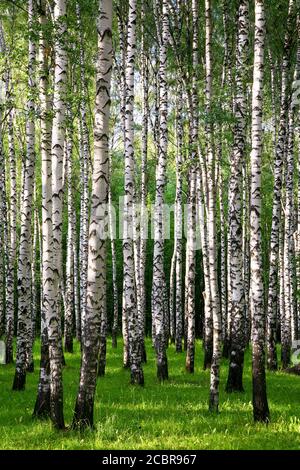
77 2 90 344
174 88 184 354
110 149 119 349
152 0 169 382
48 0 68 429
226 0 249 393
243 160 251 345
0 25 5 342
197 162 213 369
72 0 112 429
203 0 222 412
217 141 227 348
266 0 295 371
5 72 17 363
250 0 269 423
282 105 296 368
64 115 74 354
13 0 36 391
74 227 81 342
185 0 199 374
138 0 149 361
28 197 39 372
33 0 51 418
117 8 130 368
123 0 144 385
295 29 300 344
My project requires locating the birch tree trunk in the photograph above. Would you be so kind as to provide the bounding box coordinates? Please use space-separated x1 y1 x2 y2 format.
73 222 80 342
204 0 222 412
48 0 68 428
28 193 39 371
266 0 295 371
72 0 112 429
77 2 90 343
197 157 213 369
33 0 51 419
122 0 144 385
110 149 119 349
116 7 130 368
174 87 184 353
226 0 249 393
13 0 36 391
0 24 5 342
250 0 269 423
282 103 296 367
294 22 300 345
5 73 17 363
138 0 149 361
64 115 75 354
152 0 169 382
185 0 199 374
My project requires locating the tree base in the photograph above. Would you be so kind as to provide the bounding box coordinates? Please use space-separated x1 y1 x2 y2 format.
226 352 244 392
72 397 94 431
209 401 219 414
157 361 168 382
50 399 65 430
33 390 51 419
253 408 270 423
12 370 26 391
226 383 244 393
130 368 144 385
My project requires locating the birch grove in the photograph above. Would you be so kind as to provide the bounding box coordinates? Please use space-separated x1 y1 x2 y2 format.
0 0 300 436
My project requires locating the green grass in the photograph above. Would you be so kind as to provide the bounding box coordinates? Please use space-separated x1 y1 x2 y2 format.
0 339 300 450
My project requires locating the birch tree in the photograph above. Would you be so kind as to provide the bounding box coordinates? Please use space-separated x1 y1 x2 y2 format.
64 112 75 354
13 0 36 390
122 0 144 384
2 33 17 363
48 0 68 428
226 0 249 393
33 0 51 419
152 0 169 382
250 0 269 423
204 0 222 412
266 0 295 371
77 2 90 343
185 0 199 374
72 0 112 429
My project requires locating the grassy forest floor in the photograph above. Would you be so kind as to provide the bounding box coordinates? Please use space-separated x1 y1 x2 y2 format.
0 339 300 450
